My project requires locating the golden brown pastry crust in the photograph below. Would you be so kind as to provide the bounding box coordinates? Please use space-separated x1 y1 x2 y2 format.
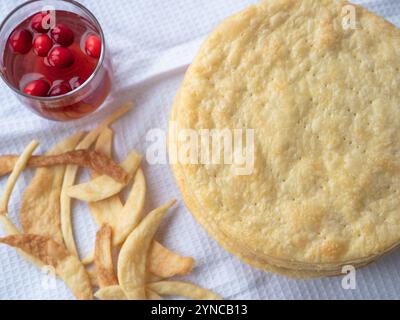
170 0 400 276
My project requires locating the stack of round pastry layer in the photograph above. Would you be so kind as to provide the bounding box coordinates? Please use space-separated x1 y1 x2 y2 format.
170 0 400 278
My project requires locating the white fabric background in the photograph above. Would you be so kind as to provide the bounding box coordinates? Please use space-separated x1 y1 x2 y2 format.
0 0 400 300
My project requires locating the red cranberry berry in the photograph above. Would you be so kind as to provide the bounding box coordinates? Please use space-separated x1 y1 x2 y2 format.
69 77 86 90
9 29 33 54
47 47 74 68
31 13 49 33
23 79 50 97
33 34 53 57
49 82 72 97
50 24 74 47
85 35 101 59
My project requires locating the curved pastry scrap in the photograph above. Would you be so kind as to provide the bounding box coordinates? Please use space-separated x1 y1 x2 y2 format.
60 103 133 256
148 241 194 278
0 140 39 214
95 286 163 300
94 224 118 288
67 151 142 202
95 286 127 300
0 215 44 268
88 128 146 245
0 150 127 182
89 128 125 228
118 200 176 300
148 281 222 300
21 133 84 245
0 234 93 300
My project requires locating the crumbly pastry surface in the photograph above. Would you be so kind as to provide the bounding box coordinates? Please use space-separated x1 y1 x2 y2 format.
170 0 400 274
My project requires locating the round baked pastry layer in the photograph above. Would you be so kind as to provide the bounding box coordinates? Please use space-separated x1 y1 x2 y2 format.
170 0 400 275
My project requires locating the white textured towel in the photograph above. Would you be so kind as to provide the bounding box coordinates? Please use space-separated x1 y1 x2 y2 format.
1 0 400 300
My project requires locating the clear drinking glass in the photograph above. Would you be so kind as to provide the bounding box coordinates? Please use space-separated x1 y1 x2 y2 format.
0 0 112 121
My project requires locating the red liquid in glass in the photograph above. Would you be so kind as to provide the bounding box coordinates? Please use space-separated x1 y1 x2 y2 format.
3 10 111 121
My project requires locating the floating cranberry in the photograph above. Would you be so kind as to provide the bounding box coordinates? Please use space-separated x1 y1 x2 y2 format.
85 35 101 59
33 34 53 57
50 24 74 47
69 76 86 89
31 13 49 33
49 82 72 97
23 79 50 97
9 29 33 54
47 47 74 68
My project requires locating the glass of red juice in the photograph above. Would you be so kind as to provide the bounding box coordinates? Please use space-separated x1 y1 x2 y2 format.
0 0 112 121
